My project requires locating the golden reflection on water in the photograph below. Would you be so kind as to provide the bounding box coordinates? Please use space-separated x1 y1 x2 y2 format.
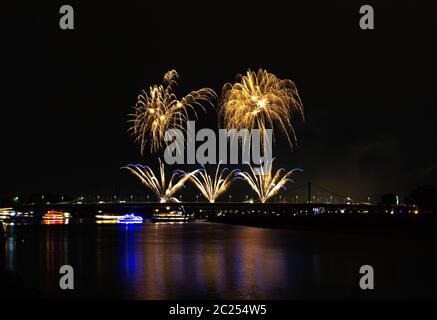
95 219 119 224
41 219 70 225
115 223 288 299
4 222 291 299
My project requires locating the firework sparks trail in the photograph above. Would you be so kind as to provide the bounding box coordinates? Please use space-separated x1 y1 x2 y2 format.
121 159 197 203
129 70 216 155
237 159 302 203
187 162 238 203
220 69 303 148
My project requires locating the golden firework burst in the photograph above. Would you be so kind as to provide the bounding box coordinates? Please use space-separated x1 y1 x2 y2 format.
121 159 196 203
187 163 238 203
220 69 303 148
238 159 301 203
129 70 216 155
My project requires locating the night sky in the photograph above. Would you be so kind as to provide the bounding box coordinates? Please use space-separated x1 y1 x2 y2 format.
2 1 436 202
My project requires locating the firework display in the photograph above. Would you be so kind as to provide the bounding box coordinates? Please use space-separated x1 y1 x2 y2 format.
220 69 303 148
237 160 302 203
129 70 216 155
121 159 196 203
187 163 238 203
124 69 303 202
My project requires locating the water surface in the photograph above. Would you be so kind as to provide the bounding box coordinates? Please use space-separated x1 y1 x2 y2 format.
2 221 437 299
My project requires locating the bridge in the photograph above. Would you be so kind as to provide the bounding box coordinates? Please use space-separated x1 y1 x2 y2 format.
11 201 417 219
9 182 417 218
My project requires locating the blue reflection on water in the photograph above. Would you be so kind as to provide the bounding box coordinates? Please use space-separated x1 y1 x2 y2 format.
118 224 142 277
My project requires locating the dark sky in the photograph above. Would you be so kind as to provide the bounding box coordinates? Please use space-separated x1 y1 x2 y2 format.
1 1 437 202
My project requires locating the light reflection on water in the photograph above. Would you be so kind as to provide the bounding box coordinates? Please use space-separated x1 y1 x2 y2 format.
2 221 437 299
41 219 70 225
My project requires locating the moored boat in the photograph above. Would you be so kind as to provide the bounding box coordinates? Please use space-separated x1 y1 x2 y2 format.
152 208 192 222
42 210 70 220
117 213 143 224
95 213 124 224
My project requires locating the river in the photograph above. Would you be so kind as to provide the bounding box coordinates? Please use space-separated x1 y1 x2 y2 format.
2 221 436 299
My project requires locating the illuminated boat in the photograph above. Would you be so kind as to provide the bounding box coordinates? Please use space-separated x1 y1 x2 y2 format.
0 208 15 221
96 213 124 220
117 213 143 224
16 211 34 217
14 211 35 222
95 213 124 224
152 210 191 222
42 210 70 220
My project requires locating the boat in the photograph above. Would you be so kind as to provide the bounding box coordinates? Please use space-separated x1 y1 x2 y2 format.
152 208 192 222
15 211 35 219
0 208 15 221
117 213 143 224
95 213 124 224
1 208 36 222
42 210 70 221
